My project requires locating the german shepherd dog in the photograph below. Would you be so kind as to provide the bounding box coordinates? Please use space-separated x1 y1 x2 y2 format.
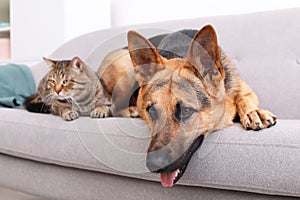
97 25 277 187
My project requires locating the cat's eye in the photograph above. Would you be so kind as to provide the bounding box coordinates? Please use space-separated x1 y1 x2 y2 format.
48 79 55 84
63 80 69 85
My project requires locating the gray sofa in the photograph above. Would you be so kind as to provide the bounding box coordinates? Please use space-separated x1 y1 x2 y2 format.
1 8 300 200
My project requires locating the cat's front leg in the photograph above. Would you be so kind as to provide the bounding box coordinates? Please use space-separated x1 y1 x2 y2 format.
90 105 111 118
62 109 79 121
52 104 79 121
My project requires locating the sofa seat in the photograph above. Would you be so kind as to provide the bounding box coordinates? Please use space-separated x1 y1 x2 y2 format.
0 108 299 197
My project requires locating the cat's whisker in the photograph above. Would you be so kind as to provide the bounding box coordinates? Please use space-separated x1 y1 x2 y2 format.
44 94 53 105
69 97 81 111
41 102 49 113
40 102 46 112
66 97 72 106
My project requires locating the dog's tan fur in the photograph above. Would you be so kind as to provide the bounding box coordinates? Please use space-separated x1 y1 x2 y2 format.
97 25 276 186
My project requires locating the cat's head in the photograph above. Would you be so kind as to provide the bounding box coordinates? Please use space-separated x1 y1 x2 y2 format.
43 57 90 102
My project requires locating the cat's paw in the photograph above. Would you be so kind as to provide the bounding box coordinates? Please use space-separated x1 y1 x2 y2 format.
62 110 79 121
91 106 110 118
240 109 277 131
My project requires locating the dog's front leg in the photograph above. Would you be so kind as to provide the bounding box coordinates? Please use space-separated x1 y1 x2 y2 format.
113 106 139 118
235 79 277 130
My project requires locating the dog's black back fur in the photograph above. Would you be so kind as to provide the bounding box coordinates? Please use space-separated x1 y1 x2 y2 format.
124 30 198 60
157 29 198 59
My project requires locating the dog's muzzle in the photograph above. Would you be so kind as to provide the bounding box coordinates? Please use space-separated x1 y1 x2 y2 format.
146 134 205 187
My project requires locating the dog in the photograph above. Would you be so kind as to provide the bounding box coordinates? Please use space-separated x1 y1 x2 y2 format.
97 25 277 187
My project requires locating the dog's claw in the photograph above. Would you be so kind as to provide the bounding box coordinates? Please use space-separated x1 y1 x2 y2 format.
253 123 262 131
252 121 261 131
246 122 251 130
266 119 274 128
241 109 276 131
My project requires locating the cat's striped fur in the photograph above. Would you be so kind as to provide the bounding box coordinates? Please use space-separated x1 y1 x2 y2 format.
24 57 111 121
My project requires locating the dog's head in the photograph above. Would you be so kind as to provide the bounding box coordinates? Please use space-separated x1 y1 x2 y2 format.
128 25 226 187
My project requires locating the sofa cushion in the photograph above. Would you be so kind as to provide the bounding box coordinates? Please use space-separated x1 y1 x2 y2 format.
0 108 299 197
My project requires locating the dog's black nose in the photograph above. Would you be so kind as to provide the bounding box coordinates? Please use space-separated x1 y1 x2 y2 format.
146 149 172 172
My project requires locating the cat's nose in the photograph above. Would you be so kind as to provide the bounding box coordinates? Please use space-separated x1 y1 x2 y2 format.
55 86 62 94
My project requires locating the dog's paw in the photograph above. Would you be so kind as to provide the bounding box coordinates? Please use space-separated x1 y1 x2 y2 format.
62 110 79 121
240 109 277 131
90 106 110 118
113 106 139 117
129 106 139 118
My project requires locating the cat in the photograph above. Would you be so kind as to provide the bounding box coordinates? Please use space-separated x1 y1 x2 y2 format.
24 57 112 121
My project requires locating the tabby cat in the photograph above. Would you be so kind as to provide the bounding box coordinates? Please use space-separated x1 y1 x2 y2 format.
24 57 111 121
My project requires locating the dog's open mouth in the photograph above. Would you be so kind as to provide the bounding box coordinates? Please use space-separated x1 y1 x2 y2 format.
159 163 190 187
160 168 181 187
150 134 205 187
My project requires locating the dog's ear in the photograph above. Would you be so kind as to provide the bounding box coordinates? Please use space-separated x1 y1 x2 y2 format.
187 25 224 95
128 30 164 86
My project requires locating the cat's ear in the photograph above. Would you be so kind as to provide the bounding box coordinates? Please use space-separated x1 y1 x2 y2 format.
70 57 84 71
43 57 56 68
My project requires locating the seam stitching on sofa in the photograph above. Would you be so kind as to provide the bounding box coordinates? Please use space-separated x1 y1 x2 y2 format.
204 141 300 149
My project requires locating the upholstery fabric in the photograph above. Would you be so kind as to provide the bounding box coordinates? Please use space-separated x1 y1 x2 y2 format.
0 109 299 197
0 154 298 200
0 8 300 199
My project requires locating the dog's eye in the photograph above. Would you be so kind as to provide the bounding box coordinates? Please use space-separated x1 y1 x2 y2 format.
146 104 158 121
175 102 195 121
181 107 194 118
180 107 195 121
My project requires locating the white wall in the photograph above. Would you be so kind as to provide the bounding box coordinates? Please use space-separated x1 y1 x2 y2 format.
10 0 65 62
9 0 111 62
7 0 300 62
64 0 110 42
111 0 300 27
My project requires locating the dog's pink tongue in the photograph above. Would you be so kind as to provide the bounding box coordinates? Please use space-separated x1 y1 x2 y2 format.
160 169 179 187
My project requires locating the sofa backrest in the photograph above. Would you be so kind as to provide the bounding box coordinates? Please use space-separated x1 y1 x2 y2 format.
31 8 300 119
